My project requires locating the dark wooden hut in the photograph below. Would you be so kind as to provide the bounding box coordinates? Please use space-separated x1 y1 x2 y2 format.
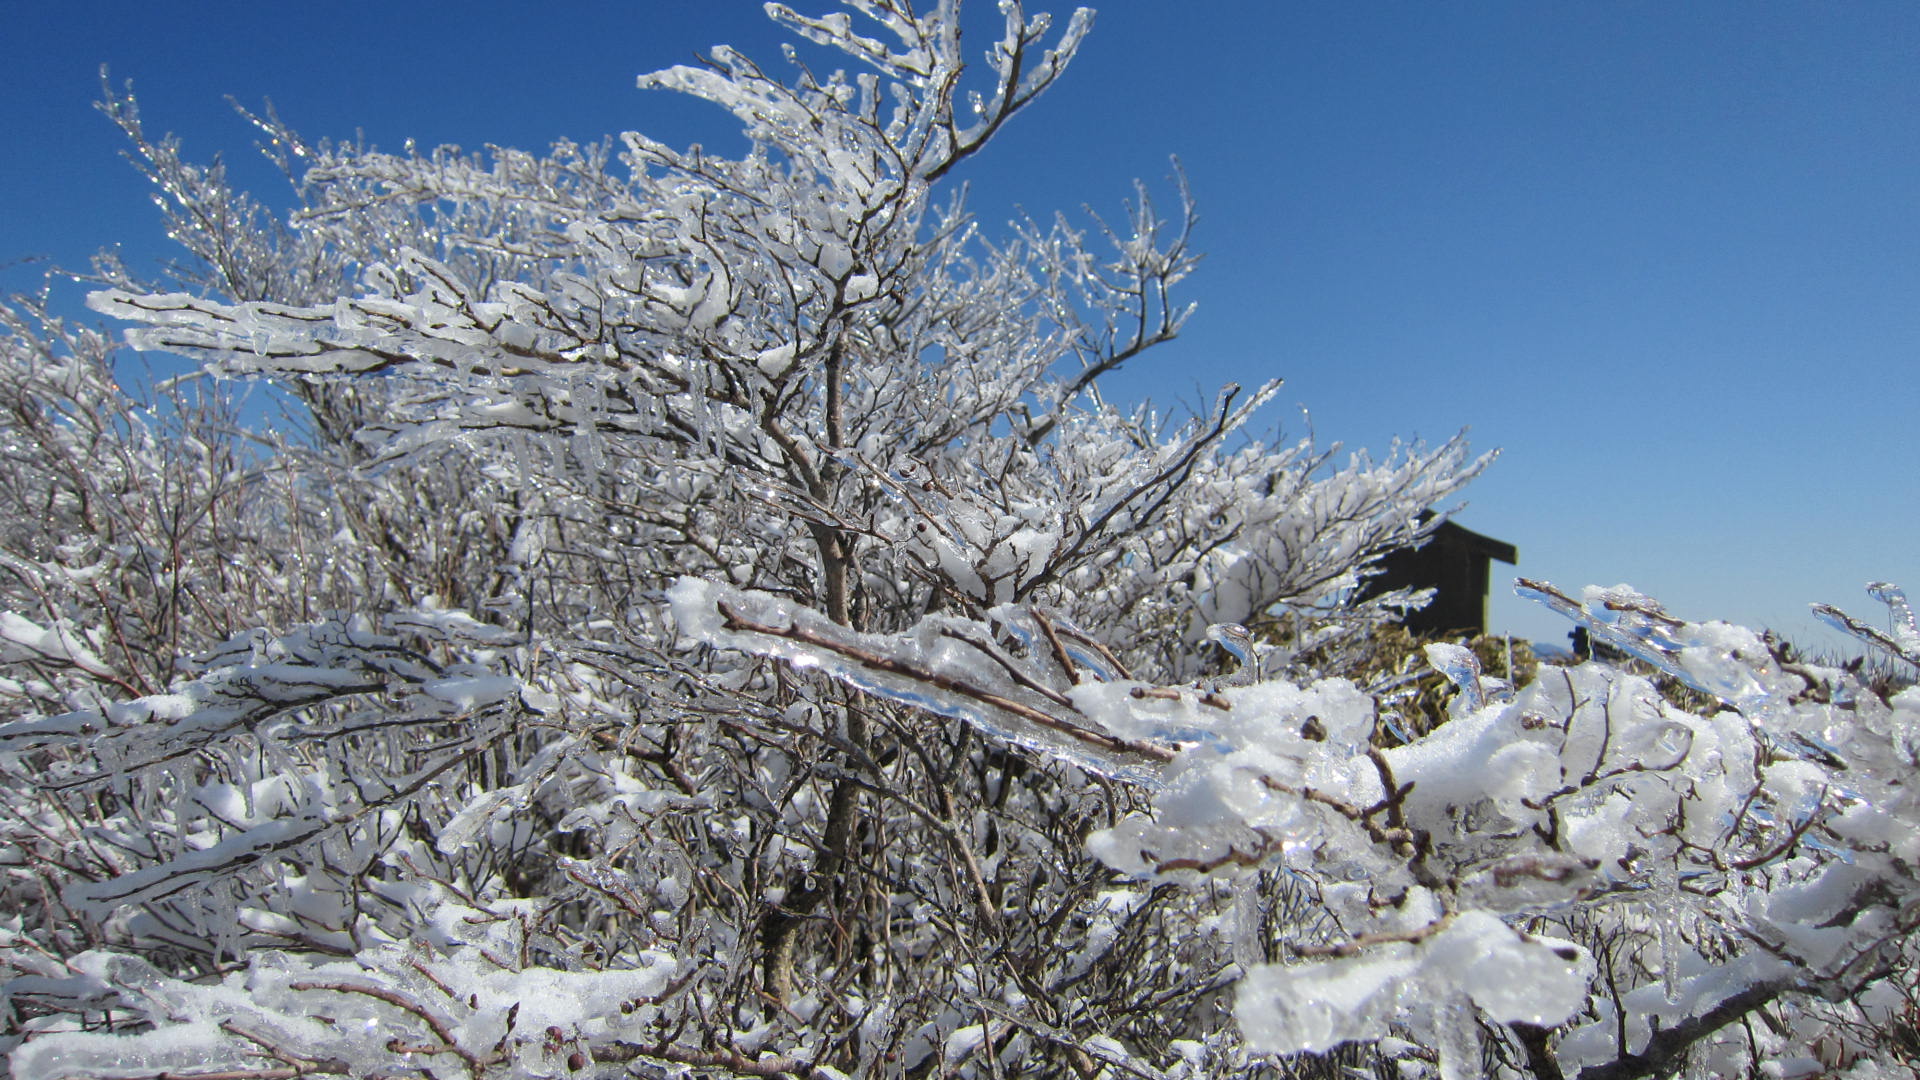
1367 518 1517 636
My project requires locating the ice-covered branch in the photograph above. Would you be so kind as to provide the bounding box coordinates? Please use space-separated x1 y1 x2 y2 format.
669 578 1174 783
1813 581 1920 669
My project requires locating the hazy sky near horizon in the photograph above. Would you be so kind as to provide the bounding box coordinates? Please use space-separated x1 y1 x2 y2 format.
5 2 1917 651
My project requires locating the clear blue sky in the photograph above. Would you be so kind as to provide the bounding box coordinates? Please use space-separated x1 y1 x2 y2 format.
5 2 1917 653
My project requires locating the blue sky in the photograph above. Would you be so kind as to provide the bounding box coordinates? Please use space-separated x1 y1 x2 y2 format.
5 2 1917 652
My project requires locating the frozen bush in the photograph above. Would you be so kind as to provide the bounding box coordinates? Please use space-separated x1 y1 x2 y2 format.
8 2 1912 1078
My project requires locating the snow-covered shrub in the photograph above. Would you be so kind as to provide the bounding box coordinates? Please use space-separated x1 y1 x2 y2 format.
4 2 1913 1078
669 576 1920 1079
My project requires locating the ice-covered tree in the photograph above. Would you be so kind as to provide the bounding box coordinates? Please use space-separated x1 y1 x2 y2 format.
5 2 1914 1078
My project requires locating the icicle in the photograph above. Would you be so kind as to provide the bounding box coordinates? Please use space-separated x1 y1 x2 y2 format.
1650 853 1683 1003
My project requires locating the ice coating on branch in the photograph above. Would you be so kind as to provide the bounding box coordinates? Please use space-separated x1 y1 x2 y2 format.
386 605 525 646
1080 676 1378 880
0 617 503 777
9 938 684 1080
1238 913 1591 1057
668 577 1175 784
0 612 115 676
437 735 579 853
1236 947 1416 1053
69 814 335 918
1519 578 1790 713
1814 580 1920 668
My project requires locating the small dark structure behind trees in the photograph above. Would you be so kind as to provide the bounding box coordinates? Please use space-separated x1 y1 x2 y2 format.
1367 516 1518 636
